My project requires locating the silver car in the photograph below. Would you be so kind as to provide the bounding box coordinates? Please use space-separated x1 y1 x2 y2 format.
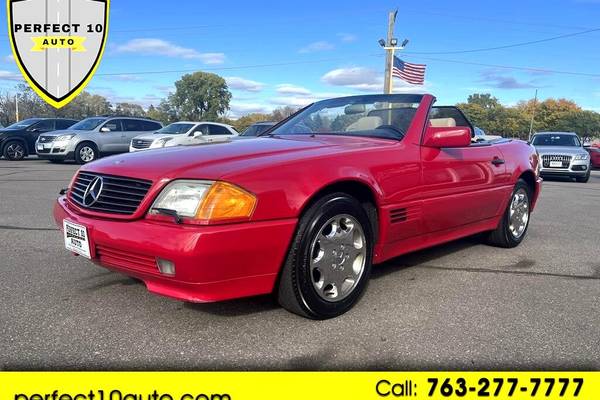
36 116 162 164
531 131 591 183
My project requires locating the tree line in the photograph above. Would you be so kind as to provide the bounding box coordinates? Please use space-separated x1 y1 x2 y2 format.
1 72 599 138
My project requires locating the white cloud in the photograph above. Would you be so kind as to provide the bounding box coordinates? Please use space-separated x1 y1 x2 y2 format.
276 83 312 96
101 74 143 82
225 76 265 92
228 101 273 118
337 33 357 43
0 70 23 81
321 67 382 91
115 38 225 64
299 41 335 53
270 96 315 107
3 54 14 63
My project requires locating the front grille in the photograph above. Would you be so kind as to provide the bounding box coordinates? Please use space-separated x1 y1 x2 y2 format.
38 135 56 143
96 245 158 274
131 139 153 149
541 154 571 168
37 148 51 153
69 172 152 215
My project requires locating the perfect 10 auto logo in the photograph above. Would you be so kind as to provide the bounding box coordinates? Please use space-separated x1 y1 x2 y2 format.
7 0 110 108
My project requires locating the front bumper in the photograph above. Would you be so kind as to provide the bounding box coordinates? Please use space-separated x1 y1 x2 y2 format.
36 140 76 160
54 196 297 302
539 160 590 177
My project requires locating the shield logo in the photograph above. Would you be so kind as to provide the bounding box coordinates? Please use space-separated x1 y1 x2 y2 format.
7 0 109 108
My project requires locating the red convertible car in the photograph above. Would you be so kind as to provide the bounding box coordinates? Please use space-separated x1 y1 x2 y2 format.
54 94 542 319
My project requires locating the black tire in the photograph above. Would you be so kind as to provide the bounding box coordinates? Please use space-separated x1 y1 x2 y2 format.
2 140 26 161
487 179 532 248
277 193 374 319
575 171 590 183
75 142 98 164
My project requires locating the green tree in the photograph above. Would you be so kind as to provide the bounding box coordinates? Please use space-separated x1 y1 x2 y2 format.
115 102 146 117
169 72 231 121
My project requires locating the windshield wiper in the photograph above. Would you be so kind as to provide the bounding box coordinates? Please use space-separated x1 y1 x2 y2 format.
153 208 182 224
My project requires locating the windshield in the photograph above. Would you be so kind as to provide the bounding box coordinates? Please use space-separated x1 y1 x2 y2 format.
5 118 43 129
533 134 581 147
156 123 194 135
269 94 424 140
69 117 107 131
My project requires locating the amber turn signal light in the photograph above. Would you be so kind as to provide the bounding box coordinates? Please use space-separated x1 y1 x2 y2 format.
196 182 257 222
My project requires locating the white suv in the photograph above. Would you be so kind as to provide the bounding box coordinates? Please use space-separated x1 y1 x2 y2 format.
130 121 237 152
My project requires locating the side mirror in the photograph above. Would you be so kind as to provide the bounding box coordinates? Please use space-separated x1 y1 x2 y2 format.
192 130 203 137
423 126 471 148
100 127 110 132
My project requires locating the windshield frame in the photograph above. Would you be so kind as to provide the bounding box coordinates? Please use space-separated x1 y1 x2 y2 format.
266 94 425 140
532 133 581 147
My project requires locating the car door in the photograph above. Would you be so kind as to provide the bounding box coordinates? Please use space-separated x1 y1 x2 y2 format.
188 124 210 144
420 107 509 233
97 119 124 153
207 124 235 143
26 119 55 152
120 119 147 151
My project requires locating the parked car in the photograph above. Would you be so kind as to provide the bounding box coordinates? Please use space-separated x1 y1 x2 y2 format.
584 143 600 169
531 131 591 182
0 118 77 161
473 126 502 142
239 121 276 137
130 122 237 152
36 116 162 164
54 94 541 319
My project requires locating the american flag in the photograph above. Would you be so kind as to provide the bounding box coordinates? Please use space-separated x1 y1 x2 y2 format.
392 56 426 85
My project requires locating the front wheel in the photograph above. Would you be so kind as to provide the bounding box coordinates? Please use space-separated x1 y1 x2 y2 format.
575 171 590 183
2 140 26 161
75 143 98 164
487 179 531 248
277 193 373 319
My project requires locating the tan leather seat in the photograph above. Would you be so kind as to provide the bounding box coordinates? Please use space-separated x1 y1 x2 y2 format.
346 116 383 131
429 117 456 127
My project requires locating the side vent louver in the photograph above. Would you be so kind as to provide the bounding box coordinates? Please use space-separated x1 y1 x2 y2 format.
390 208 408 224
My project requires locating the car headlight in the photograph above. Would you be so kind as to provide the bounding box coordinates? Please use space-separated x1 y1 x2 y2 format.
574 153 589 160
149 180 257 223
150 137 174 148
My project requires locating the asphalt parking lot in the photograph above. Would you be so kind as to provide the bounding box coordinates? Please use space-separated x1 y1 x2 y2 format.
0 158 598 370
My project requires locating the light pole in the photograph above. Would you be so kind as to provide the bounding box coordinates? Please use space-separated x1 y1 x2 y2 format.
15 93 19 122
379 10 409 94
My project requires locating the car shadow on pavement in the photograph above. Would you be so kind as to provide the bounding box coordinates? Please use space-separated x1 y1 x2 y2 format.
371 235 483 280
184 294 280 317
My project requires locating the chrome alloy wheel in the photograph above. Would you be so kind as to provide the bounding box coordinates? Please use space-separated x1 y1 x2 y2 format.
309 214 367 302
79 146 95 162
508 188 529 239
6 143 24 159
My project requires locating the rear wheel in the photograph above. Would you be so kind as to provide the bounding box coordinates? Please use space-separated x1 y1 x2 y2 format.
75 143 98 164
2 140 26 161
277 193 373 319
487 179 531 248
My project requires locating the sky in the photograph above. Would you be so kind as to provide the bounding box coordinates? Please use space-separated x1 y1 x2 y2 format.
0 0 599 118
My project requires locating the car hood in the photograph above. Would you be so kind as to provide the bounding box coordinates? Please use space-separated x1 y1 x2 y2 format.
81 135 393 182
39 129 89 137
132 133 174 141
534 145 587 155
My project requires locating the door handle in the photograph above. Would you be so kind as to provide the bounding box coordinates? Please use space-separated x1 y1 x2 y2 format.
491 157 505 166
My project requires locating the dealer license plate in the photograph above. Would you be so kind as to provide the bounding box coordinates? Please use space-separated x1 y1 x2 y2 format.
549 161 563 167
63 220 91 258
36 143 44 151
